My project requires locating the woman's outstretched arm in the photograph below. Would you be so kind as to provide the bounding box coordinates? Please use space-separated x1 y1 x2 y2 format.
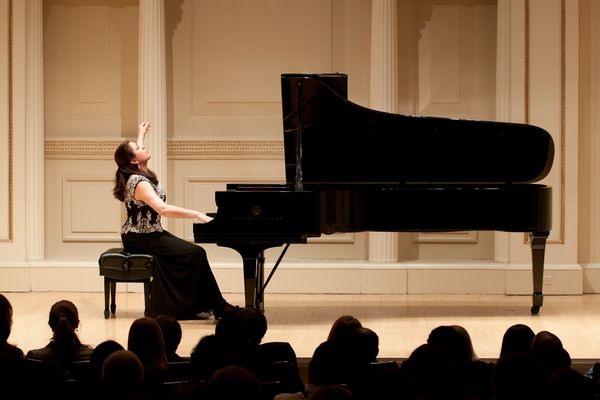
134 180 213 223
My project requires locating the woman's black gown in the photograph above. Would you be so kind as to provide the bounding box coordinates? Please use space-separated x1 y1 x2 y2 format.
120 175 227 319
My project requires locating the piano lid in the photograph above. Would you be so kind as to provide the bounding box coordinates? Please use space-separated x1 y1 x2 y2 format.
281 73 554 189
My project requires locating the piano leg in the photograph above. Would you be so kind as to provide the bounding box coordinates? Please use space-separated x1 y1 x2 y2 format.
223 243 280 312
529 231 549 314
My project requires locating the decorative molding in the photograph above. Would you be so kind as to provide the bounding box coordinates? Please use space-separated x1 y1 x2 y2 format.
168 140 283 159
45 139 284 160
1 0 12 243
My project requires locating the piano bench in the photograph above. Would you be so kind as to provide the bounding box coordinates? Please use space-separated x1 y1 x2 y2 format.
98 248 154 319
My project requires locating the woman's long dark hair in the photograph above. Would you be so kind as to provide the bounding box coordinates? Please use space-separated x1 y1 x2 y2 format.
48 300 82 358
113 141 158 202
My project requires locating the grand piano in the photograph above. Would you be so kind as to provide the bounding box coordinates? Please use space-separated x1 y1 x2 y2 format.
194 73 554 314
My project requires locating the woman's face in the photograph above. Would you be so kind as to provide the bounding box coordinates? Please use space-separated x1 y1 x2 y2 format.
128 141 151 165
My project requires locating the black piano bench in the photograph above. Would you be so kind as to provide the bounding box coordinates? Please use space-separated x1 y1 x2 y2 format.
98 248 154 319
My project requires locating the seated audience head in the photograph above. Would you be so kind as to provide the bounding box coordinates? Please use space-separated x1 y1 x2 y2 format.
207 365 260 400
47 299 83 355
345 326 379 365
309 385 353 400
400 343 457 399
327 315 362 346
0 293 14 345
531 330 571 378
427 324 470 367
102 349 143 399
236 307 267 347
308 341 343 385
452 324 477 361
90 339 124 382
499 323 535 357
0 293 24 363
190 334 227 382
214 312 251 363
155 315 184 360
127 317 168 381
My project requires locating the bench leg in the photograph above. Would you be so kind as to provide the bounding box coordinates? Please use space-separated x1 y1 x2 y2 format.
143 280 151 316
110 281 117 315
103 278 110 319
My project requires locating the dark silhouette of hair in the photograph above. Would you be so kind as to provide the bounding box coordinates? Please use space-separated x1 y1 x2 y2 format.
207 365 261 400
102 349 144 399
500 323 535 357
127 317 168 382
327 315 362 345
452 324 477 361
0 293 25 367
531 330 571 380
190 334 227 382
48 300 83 358
214 312 251 367
345 326 379 365
236 307 267 347
309 341 343 385
0 294 14 344
400 343 458 399
90 339 124 384
155 315 184 361
310 385 353 400
427 325 468 367
113 140 158 202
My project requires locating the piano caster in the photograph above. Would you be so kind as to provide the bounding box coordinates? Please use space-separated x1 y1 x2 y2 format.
530 305 540 315
530 292 543 315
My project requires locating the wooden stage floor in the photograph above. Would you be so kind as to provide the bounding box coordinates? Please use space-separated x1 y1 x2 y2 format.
4 291 600 365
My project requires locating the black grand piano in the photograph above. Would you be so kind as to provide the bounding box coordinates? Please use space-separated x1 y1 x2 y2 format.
194 73 553 314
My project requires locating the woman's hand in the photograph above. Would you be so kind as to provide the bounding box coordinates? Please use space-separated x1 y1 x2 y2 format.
195 212 214 224
138 121 151 136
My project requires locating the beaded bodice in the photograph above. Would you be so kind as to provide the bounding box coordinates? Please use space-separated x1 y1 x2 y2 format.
120 174 165 234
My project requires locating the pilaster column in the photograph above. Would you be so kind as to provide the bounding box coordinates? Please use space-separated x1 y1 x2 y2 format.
26 0 44 260
368 0 399 262
139 0 167 190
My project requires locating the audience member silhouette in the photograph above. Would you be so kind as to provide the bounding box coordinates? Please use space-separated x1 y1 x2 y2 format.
545 366 595 400
493 351 545 400
155 315 187 362
326 315 362 346
0 294 28 395
127 317 169 397
102 349 145 400
207 365 261 400
88 339 125 393
213 312 252 369
237 307 304 395
7 299 600 400
0 293 24 364
26 299 93 379
531 330 572 381
499 323 535 357
341 326 382 400
308 385 352 400
399 342 459 400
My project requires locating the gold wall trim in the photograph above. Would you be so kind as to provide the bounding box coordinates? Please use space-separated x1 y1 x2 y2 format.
524 0 565 245
169 140 283 159
45 139 284 160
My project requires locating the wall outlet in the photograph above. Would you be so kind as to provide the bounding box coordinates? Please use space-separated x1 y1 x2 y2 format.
543 275 552 285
